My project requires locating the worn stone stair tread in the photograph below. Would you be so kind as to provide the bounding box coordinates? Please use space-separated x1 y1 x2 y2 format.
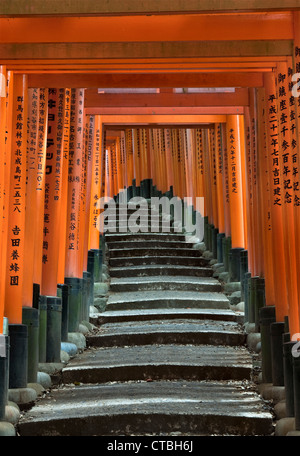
105 233 187 242
63 344 252 372
18 380 274 436
109 256 209 268
108 248 203 258
109 264 213 278
86 318 245 347
95 307 242 324
110 275 222 292
107 241 195 250
106 290 229 311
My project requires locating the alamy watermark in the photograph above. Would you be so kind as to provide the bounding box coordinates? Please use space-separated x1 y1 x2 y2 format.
96 190 205 242
291 333 300 358
292 73 300 98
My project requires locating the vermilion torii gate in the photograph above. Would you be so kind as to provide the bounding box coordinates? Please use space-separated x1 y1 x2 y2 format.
1 0 300 434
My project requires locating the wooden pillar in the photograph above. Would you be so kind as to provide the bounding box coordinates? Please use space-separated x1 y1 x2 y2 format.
89 115 102 250
41 89 65 297
203 129 213 227
0 66 6 332
164 129 174 195
215 124 225 236
275 61 299 334
263 71 289 323
23 88 42 307
57 89 71 286
226 115 245 249
291 13 300 336
221 124 231 239
4 74 28 324
64 89 85 280
125 129 134 191
256 87 275 307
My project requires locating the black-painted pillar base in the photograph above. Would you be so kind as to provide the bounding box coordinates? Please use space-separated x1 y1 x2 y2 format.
0 335 9 420
8 324 28 389
283 340 296 417
57 284 69 343
38 296 47 363
83 271 91 322
46 296 62 363
270 322 285 386
240 250 248 302
22 306 39 383
222 236 231 272
259 306 276 384
203 216 208 247
217 233 225 264
229 247 244 282
64 277 83 333
244 272 252 323
293 354 300 430
212 227 219 259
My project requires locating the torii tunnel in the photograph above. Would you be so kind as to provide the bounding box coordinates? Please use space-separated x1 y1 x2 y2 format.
2 0 300 436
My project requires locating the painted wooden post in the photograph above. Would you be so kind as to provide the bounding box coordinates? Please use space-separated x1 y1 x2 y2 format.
209 127 219 234
215 124 225 236
203 128 213 247
263 71 289 324
5 74 29 388
171 129 181 199
221 124 231 241
164 129 174 196
195 129 205 202
5 74 28 324
275 61 299 337
226 115 245 282
2 70 13 331
125 129 134 197
64 88 85 333
23 88 41 307
41 89 65 296
57 88 71 287
89 115 102 250
132 129 141 194
0 66 7 335
243 104 254 275
256 87 275 308
292 15 300 339
215 123 226 262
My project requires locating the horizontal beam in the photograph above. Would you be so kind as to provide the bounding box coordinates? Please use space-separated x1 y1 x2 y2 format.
101 114 227 126
84 89 249 107
28 72 264 88
1 1 300 16
0 13 293 42
85 107 245 115
104 124 216 130
0 40 292 60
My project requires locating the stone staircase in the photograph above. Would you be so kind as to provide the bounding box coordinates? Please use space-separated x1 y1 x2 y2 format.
17 203 274 436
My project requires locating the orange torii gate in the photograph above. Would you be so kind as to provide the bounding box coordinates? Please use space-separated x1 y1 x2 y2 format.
3 3 300 436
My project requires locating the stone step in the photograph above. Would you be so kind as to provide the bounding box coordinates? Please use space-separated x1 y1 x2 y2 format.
86 319 245 347
62 344 252 384
110 276 222 292
109 255 209 268
18 380 274 436
107 240 195 250
95 308 243 325
105 232 187 243
106 290 229 311
109 264 213 278
108 247 204 259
